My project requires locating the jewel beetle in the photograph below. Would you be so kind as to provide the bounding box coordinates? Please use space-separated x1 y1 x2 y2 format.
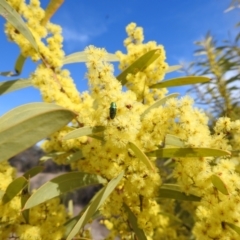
109 102 117 119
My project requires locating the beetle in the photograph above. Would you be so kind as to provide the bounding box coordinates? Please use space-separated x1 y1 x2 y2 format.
109 102 117 119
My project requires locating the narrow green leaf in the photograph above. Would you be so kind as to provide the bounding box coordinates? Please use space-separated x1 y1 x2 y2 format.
23 166 44 179
65 151 84 163
0 0 38 51
0 53 26 77
161 184 182 191
211 174 229 195
123 203 147 240
40 152 66 162
63 126 105 140
0 103 75 162
64 216 79 238
158 184 201 202
66 171 124 240
0 79 32 95
21 191 30 223
15 54 26 75
2 176 28 203
41 0 64 26
23 172 100 209
225 222 240 235
165 65 182 73
89 134 105 142
140 93 179 120
117 49 160 85
149 76 210 89
128 142 155 171
63 51 119 65
146 147 231 158
0 70 17 77
165 134 185 147
64 207 101 238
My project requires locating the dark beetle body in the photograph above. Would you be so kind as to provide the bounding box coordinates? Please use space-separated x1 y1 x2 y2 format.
109 102 117 119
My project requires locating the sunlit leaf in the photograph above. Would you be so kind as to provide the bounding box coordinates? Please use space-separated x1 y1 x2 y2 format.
146 147 231 158
15 54 26 75
117 49 160 85
211 174 229 195
0 103 75 162
158 184 201 202
140 93 179 120
128 142 155 171
66 171 124 240
0 79 32 95
23 166 44 179
123 203 147 240
2 176 28 203
40 152 66 162
41 0 64 26
63 126 105 140
23 172 100 209
165 65 182 73
149 76 210 89
65 151 84 163
0 0 38 51
165 134 185 147
63 51 119 65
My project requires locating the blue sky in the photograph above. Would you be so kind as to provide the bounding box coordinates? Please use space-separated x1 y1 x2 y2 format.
0 0 238 116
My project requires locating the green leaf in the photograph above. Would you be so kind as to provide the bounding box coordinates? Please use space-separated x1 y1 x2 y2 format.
158 184 201 202
0 103 75 162
63 126 105 140
149 76 210 89
211 174 229 195
64 216 80 238
225 222 240 235
165 65 182 73
123 203 147 240
146 147 231 158
40 152 66 162
41 0 64 26
23 172 100 209
117 49 160 85
63 51 119 65
66 151 84 163
165 134 185 147
140 93 179 120
89 134 105 142
2 176 28 203
21 192 30 223
0 0 38 51
66 171 124 240
0 79 32 95
23 166 44 179
15 54 26 75
0 54 27 77
128 142 155 171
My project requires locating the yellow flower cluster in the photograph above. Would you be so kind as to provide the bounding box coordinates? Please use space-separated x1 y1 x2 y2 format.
3 0 240 237
116 23 168 105
0 161 67 240
37 22 240 239
5 0 63 65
